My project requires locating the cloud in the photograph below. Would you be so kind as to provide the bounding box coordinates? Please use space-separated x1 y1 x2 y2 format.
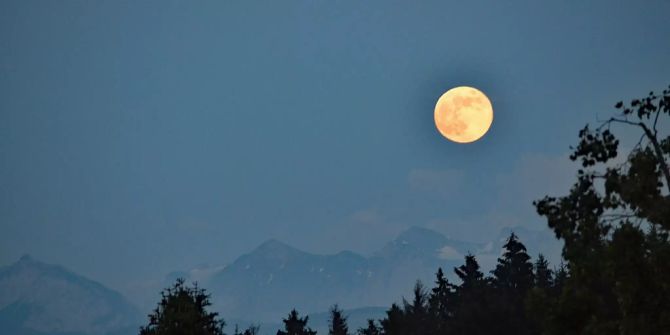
438 245 463 260
408 168 464 194
497 152 577 203
350 208 382 225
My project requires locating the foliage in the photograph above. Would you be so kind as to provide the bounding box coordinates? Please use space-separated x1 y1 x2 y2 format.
139 279 226 335
233 325 259 335
356 319 380 335
328 305 349 335
277 309 316 335
534 85 670 334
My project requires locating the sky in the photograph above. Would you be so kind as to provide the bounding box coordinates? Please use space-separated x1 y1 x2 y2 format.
1 0 670 297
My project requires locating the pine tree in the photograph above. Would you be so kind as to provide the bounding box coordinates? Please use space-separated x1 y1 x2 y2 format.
234 325 259 335
356 319 380 335
428 268 453 334
552 262 567 296
139 279 225 335
493 232 535 292
450 254 497 335
402 281 429 335
380 304 406 335
534 254 553 290
277 310 316 335
491 233 535 335
526 255 557 335
328 305 349 335
454 254 484 290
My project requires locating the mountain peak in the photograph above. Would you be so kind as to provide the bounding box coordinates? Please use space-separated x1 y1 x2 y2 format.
18 254 34 262
251 239 304 260
257 238 294 251
394 226 447 244
0 255 140 335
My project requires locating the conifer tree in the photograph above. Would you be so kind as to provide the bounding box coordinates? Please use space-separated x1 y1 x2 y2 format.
402 281 429 335
551 262 567 296
234 325 259 335
328 305 349 335
139 279 225 335
454 254 484 290
534 254 553 290
492 232 535 292
380 304 406 335
450 254 497 335
277 310 316 335
356 320 380 335
526 256 557 335
491 233 535 335
428 268 453 334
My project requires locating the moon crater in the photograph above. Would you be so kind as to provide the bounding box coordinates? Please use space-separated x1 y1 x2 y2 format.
434 86 493 143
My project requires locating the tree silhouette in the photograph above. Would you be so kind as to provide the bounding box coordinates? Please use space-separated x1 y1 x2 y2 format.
450 254 498 335
356 319 380 335
403 281 429 335
491 233 535 335
493 233 534 292
139 278 225 335
454 254 484 290
328 305 349 335
535 85 670 334
233 325 259 335
277 309 316 335
533 254 553 290
428 268 454 334
381 302 411 335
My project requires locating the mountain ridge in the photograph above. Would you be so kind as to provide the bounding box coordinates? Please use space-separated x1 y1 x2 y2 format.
0 255 140 335
0 225 561 334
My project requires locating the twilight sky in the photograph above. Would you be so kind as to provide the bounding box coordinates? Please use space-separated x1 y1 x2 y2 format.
2 0 670 295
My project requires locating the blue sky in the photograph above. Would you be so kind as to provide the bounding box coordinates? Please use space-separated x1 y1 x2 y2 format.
1 0 669 294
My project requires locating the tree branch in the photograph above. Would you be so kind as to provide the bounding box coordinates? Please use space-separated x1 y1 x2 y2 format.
606 117 670 193
640 122 670 194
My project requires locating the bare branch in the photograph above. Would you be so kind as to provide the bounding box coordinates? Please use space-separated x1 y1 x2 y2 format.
653 106 661 135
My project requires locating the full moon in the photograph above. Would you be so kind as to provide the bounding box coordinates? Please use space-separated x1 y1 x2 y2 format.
434 86 493 143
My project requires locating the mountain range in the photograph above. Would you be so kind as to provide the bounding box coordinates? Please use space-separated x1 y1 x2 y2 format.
0 255 140 335
0 226 561 335
177 226 561 322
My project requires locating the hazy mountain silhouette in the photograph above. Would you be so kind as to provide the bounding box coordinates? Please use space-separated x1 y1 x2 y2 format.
0 255 140 335
203 226 544 321
0 226 560 334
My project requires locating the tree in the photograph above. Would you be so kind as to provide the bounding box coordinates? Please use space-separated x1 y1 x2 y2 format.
233 325 259 335
403 281 429 335
525 255 556 335
454 254 485 290
533 254 553 290
328 305 349 335
534 86 670 334
428 268 454 334
380 303 406 335
139 278 225 335
277 310 316 335
550 261 568 298
491 233 535 335
381 281 429 335
450 254 498 335
357 319 380 335
493 232 535 292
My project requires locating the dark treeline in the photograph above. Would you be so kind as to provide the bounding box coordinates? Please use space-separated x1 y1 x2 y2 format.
139 88 670 335
257 234 569 335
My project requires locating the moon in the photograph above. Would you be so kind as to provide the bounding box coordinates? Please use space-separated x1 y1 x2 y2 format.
434 86 493 143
